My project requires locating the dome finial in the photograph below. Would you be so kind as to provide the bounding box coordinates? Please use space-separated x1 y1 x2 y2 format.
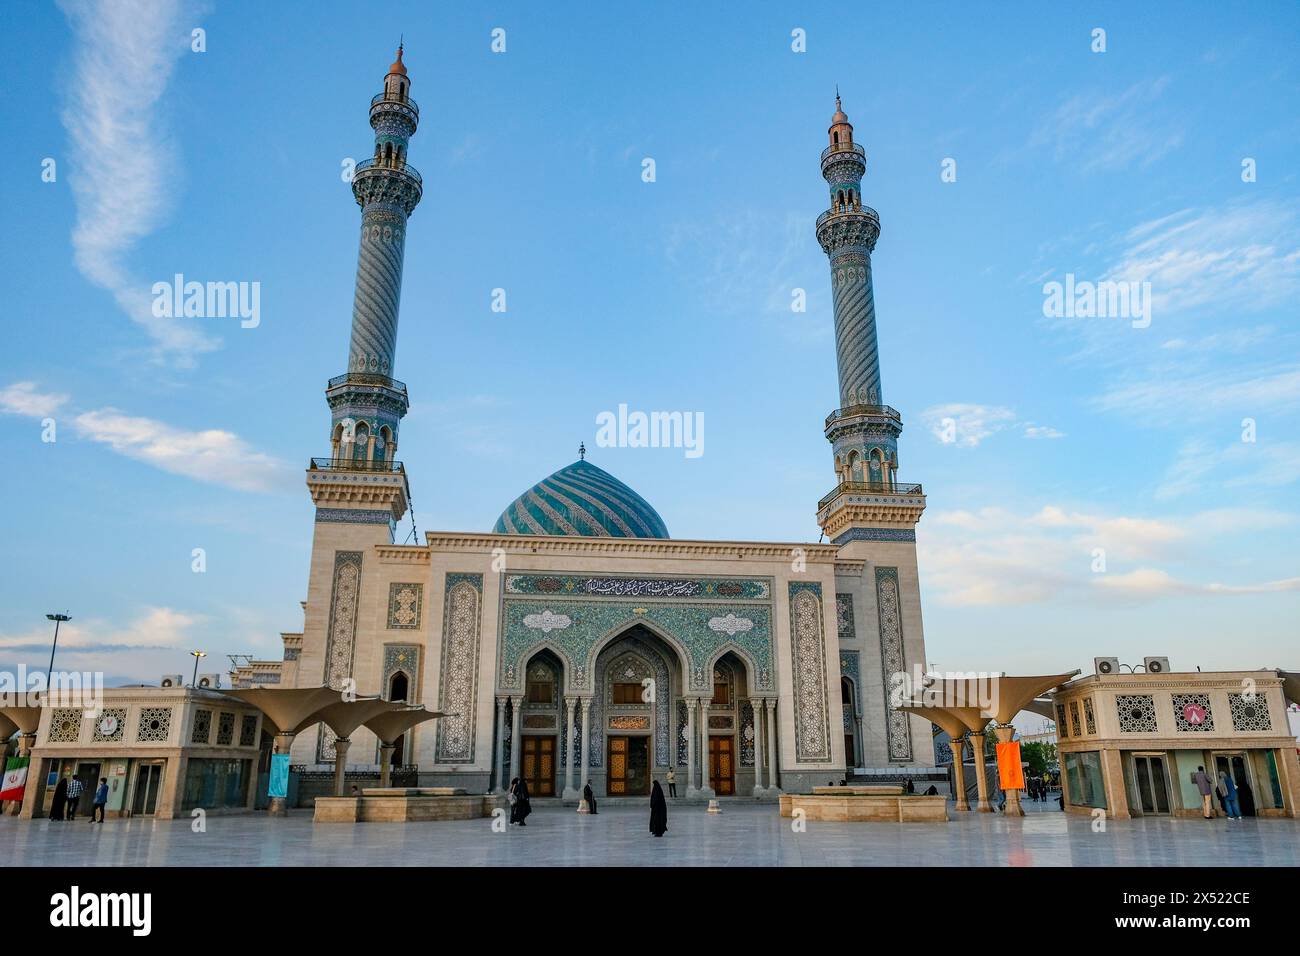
389 38 408 76
578 441 587 461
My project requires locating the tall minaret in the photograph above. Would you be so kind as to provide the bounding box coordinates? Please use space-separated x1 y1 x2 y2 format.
297 48 424 771
325 43 422 474
308 45 421 536
815 94 924 544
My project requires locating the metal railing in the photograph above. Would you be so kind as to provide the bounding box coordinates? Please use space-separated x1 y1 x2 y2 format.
354 158 422 187
825 403 900 426
821 142 865 162
818 480 923 511
815 204 880 231
370 92 420 118
327 372 407 394
309 457 405 474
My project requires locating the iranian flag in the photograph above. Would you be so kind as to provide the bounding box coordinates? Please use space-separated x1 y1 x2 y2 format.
0 756 29 801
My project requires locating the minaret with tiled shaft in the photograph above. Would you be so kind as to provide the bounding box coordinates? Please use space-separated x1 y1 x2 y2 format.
815 94 929 773
815 94 925 544
295 48 426 776
309 44 422 533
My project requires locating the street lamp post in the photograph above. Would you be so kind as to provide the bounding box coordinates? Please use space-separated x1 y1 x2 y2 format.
190 650 207 687
45 613 70 700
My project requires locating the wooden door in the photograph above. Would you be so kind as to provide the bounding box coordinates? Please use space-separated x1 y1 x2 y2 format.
708 736 735 795
521 736 555 797
607 736 629 795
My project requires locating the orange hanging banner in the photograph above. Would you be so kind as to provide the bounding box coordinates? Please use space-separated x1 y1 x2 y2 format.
996 741 1025 790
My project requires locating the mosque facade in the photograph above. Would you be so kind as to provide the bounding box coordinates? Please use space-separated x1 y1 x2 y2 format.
253 50 933 798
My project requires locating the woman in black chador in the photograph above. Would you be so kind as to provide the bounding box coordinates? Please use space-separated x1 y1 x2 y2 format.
649 780 668 837
49 776 68 821
509 776 532 826
583 780 598 815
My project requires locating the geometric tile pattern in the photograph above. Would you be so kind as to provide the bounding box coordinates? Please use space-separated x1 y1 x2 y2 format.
1171 693 1214 733
48 708 83 743
387 582 422 629
239 714 259 747
835 593 855 642
874 567 913 761
318 550 363 762
191 709 212 745
789 581 831 763
740 700 755 766
217 711 236 745
1228 692 1272 731
136 707 172 743
435 573 483 763
1115 694 1158 734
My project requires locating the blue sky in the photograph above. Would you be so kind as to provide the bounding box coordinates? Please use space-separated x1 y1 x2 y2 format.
1 0 1297 687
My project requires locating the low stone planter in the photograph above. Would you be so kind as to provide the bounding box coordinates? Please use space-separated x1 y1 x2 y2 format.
314 787 507 823
779 792 948 822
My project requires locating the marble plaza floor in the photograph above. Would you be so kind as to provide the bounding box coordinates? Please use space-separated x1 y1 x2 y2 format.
4 800 1298 866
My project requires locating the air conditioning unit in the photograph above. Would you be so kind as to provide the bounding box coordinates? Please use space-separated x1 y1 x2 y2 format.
159 674 184 688
196 673 222 689
1144 656 1171 675
1094 657 1120 676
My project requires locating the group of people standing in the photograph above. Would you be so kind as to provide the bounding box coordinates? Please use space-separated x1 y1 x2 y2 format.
1192 766 1250 820
48 774 109 823
1026 774 1054 802
507 777 669 837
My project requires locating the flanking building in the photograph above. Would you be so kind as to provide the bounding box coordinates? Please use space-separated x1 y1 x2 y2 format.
236 54 936 799
1053 670 1300 819
17 686 266 820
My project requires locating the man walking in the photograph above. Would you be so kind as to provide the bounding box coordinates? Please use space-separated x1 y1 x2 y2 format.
666 768 677 798
1192 766 1215 819
90 777 109 823
64 774 84 821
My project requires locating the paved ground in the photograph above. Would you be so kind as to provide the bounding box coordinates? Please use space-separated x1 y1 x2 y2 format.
5 800 1298 866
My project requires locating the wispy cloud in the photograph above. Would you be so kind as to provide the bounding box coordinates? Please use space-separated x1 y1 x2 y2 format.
1093 363 1300 423
1102 202 1300 318
1156 438 1300 499
1 381 293 493
920 504 1298 607
920 403 1064 447
59 0 217 364
1031 77 1184 173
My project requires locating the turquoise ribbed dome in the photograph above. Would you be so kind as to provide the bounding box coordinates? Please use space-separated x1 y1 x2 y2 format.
493 459 669 538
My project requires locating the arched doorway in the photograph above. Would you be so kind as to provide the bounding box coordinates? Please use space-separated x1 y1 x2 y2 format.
519 650 564 797
706 652 752 796
388 671 409 764
589 624 684 797
842 676 860 768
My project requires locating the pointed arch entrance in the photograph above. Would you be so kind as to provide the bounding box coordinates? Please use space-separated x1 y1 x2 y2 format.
590 624 685 797
518 649 564 797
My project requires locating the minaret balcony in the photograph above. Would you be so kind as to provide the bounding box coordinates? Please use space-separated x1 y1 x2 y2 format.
825 403 900 427
821 141 865 162
817 480 923 512
310 457 405 475
354 158 422 188
815 205 880 232
370 92 419 123
328 372 407 396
